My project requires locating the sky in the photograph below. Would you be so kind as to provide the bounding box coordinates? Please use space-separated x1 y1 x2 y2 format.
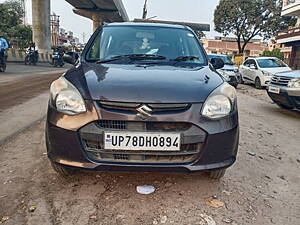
1 0 221 42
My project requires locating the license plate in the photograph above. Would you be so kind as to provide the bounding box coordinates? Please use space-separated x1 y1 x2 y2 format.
268 86 280 94
104 132 181 151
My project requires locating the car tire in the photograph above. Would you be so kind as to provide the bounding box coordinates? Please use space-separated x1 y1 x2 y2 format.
0 64 6 72
239 75 245 84
255 77 262 89
209 169 226 179
51 162 76 176
277 103 294 110
1 63 6 72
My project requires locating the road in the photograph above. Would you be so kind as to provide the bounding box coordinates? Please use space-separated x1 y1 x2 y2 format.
0 63 69 142
0 67 299 225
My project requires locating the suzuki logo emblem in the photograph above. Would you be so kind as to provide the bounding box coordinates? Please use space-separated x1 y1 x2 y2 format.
136 104 152 120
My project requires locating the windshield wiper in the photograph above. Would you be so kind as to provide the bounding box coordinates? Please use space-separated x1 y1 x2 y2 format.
129 54 166 60
170 56 199 62
96 54 166 64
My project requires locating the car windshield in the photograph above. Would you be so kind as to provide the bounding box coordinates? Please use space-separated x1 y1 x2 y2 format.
86 25 207 65
208 55 234 65
257 58 287 68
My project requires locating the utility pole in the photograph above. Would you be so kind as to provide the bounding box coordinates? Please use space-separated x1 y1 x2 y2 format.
82 32 86 44
142 0 148 19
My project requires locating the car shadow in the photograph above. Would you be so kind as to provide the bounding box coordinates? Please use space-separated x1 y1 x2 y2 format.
263 103 300 119
56 170 225 199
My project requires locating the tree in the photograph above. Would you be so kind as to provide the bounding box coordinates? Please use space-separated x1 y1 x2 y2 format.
10 25 33 50
0 0 32 49
214 0 296 53
261 48 284 60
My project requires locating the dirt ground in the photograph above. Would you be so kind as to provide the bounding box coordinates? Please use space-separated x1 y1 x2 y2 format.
0 84 299 225
0 73 61 112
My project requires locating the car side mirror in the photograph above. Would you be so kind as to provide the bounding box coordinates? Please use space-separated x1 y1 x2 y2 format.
249 64 257 70
210 57 224 70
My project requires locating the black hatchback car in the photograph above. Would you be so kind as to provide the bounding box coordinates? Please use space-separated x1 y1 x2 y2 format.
46 22 239 179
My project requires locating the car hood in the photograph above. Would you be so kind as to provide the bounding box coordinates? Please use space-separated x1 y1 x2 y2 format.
70 63 223 103
276 70 300 78
221 64 237 71
262 67 292 74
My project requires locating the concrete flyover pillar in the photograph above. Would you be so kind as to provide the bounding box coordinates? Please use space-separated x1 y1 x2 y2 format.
32 0 51 53
92 14 102 32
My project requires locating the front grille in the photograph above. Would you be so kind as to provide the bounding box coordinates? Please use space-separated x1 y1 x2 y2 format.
96 120 192 131
97 120 127 130
79 121 206 164
99 101 190 113
84 142 202 163
270 75 292 86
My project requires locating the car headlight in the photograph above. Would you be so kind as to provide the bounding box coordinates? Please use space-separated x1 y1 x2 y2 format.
50 76 86 115
219 70 230 81
288 78 300 88
201 83 237 119
262 71 273 76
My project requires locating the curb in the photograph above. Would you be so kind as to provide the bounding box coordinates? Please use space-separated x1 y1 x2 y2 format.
0 115 46 146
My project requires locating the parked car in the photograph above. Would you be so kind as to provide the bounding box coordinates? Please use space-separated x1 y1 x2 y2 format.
46 22 239 179
267 70 300 110
239 57 292 89
208 54 240 88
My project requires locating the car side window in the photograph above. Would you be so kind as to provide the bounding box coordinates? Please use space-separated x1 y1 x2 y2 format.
248 59 257 69
252 60 258 68
244 60 250 67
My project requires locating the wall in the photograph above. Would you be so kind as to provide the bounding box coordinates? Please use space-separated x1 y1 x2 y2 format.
6 49 52 63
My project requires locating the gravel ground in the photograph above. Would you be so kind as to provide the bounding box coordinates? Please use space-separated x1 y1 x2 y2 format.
0 84 299 225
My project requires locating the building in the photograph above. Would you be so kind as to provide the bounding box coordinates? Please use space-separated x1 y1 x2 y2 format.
50 13 81 47
277 0 300 69
201 37 268 57
50 13 60 47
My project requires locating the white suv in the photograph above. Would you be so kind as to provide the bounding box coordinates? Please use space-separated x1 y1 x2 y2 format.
239 57 291 89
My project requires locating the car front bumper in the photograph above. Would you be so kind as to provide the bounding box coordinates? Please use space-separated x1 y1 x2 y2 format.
46 100 239 172
261 75 272 87
267 85 300 109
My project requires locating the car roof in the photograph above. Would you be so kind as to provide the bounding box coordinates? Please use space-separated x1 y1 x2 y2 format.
104 22 189 30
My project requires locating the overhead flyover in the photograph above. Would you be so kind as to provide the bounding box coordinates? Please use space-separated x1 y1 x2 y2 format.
133 19 211 32
65 0 129 31
31 0 128 53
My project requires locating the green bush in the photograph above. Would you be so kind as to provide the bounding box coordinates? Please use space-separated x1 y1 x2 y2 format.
261 48 284 60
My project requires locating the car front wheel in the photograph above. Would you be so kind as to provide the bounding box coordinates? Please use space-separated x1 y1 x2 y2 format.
51 162 76 176
237 75 243 84
209 169 226 179
255 77 262 89
277 103 294 110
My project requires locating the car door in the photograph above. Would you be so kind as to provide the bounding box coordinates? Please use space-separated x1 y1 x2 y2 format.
247 59 258 83
239 59 251 82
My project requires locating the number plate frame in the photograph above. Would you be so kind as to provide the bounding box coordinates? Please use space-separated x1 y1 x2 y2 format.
104 132 181 151
268 86 280 94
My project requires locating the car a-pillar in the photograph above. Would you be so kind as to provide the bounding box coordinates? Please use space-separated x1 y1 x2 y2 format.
31 0 52 54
